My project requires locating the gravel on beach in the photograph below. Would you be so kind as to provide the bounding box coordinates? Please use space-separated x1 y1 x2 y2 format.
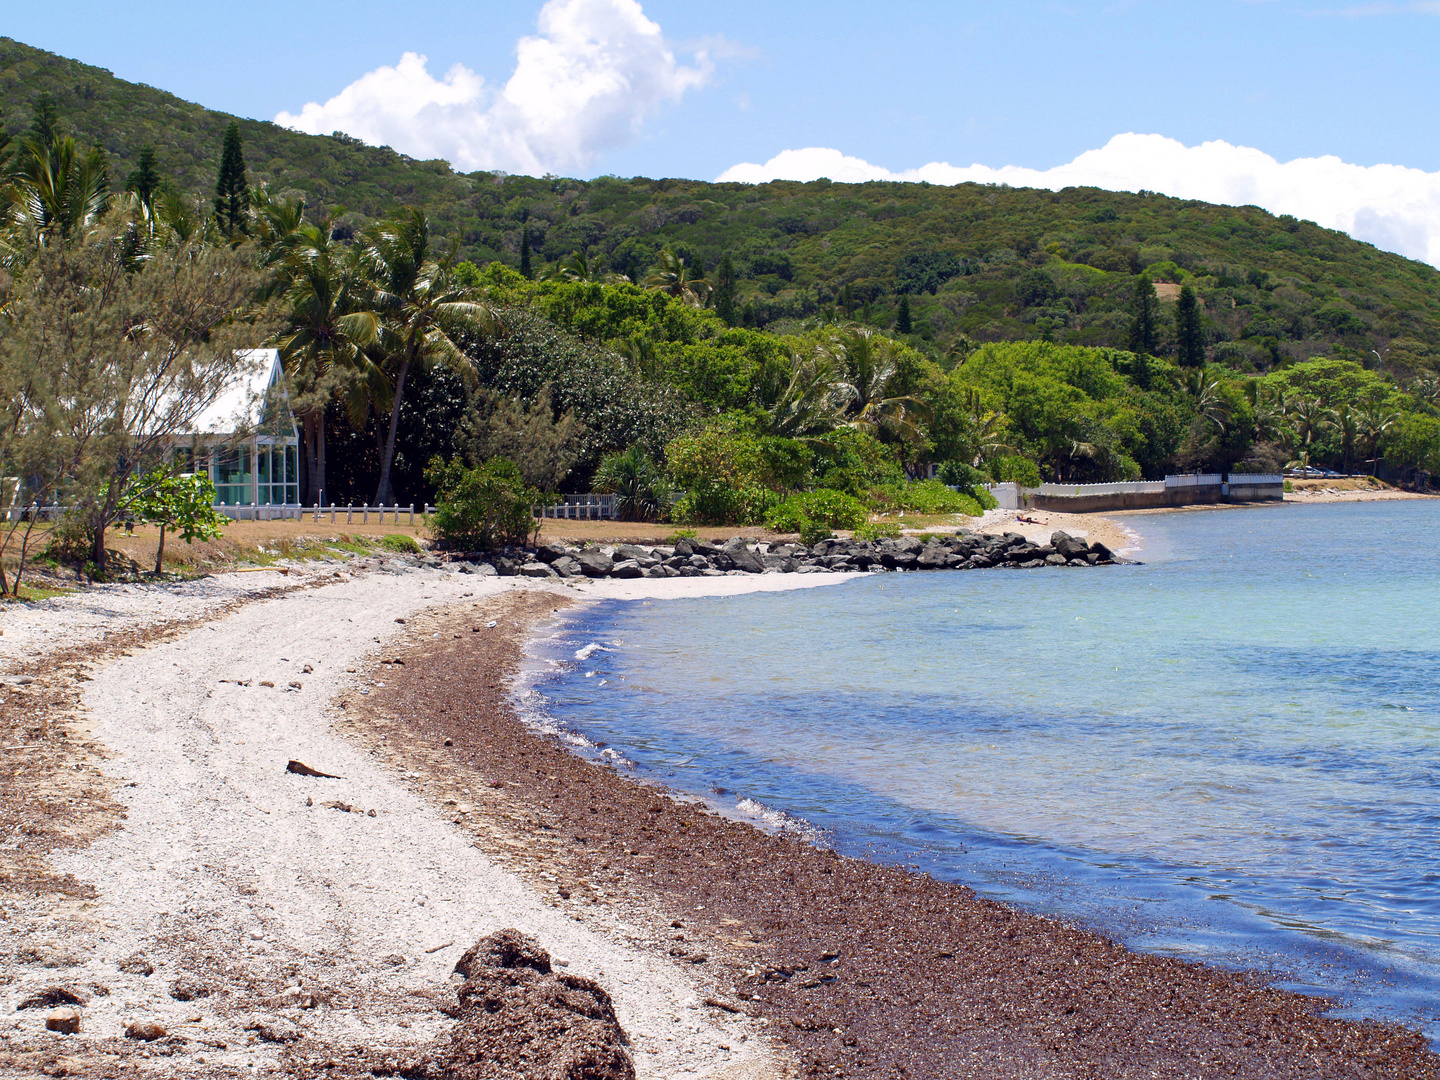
355 588 1440 1080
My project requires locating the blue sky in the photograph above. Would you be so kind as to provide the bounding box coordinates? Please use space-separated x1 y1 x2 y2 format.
9 1 1440 262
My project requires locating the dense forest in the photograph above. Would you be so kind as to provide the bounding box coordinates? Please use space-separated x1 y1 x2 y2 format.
2 36 1439 578
4 36 1440 375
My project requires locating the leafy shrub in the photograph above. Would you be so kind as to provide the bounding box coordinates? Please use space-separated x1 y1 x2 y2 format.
1283 479 1294 493
811 428 906 497
670 483 778 527
797 518 834 545
593 446 671 522
381 534 422 554
425 457 540 550
854 520 901 542
992 455 1043 487
765 489 869 534
665 528 698 544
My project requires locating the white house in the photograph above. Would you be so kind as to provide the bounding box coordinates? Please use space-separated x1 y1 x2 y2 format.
173 349 301 512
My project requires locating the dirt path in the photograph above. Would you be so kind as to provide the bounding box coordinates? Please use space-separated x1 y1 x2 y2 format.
2 567 784 1078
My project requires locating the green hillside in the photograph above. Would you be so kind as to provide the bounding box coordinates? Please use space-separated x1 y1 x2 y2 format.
4 36 1439 377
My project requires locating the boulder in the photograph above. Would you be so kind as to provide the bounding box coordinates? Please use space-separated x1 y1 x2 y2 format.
1044 553 1068 566
575 551 614 578
1088 541 1114 563
551 556 582 578
916 544 950 570
519 562 555 578
609 560 645 579
613 545 652 562
535 543 572 564
722 541 765 574
1051 531 1089 559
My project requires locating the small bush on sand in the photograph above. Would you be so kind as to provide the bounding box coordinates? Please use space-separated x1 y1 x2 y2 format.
426 457 540 550
381 534 422 554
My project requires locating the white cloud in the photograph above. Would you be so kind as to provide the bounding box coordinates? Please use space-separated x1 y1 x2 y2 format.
275 0 711 175
717 135 1440 268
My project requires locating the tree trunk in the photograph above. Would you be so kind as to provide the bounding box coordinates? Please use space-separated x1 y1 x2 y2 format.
90 517 107 577
154 523 166 575
316 412 327 505
375 356 411 505
302 410 320 505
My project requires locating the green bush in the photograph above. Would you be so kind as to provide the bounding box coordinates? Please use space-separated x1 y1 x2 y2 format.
1283 479 1294 493
665 528 698 544
593 446 671 522
992 455 1043 487
797 518 835 546
381 534 422 554
854 520 901 542
425 456 541 550
765 489 869 534
670 483 778 526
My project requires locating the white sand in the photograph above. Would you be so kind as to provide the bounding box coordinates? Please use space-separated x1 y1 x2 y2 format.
3 563 852 1077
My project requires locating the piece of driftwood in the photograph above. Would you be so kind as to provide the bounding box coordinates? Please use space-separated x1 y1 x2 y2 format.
286 759 341 779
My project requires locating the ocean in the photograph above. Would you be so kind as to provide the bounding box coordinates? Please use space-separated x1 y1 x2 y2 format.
521 501 1440 1039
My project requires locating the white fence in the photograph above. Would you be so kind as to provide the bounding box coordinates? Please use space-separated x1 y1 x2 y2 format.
1165 473 1223 488
537 493 616 520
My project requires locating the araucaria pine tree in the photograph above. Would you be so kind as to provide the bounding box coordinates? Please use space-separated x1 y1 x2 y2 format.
1128 275 1158 356
896 293 913 334
213 122 249 236
1175 285 1205 367
714 253 738 326
519 227 532 279
126 146 163 210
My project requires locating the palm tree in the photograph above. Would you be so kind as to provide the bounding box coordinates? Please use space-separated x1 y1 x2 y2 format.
1356 403 1399 475
1286 395 1333 455
269 220 384 504
361 209 502 505
644 248 711 306
750 351 845 440
538 249 626 284
822 328 931 445
4 130 111 243
1180 369 1231 433
250 186 307 259
1243 380 1289 445
958 386 1016 466
1332 403 1359 475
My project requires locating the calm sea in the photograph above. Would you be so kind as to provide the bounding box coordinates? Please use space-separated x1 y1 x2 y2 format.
521 501 1440 1038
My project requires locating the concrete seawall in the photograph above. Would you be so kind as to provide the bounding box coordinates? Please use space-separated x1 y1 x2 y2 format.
1019 476 1283 513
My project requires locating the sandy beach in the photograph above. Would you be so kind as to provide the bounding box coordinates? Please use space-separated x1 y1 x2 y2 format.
1 546 1437 1079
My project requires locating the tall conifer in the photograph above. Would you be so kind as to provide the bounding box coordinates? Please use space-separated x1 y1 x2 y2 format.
126 146 163 209
1175 285 1205 367
896 293 913 334
213 122 249 236
714 253 738 326
1128 275 1158 355
519 228 532 279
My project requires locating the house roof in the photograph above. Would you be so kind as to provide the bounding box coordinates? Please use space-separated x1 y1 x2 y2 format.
183 349 294 437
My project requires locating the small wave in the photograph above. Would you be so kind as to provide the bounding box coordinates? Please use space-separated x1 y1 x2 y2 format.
574 642 615 661
733 797 826 844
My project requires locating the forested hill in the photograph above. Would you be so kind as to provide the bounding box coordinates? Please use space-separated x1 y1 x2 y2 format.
5 35 1440 373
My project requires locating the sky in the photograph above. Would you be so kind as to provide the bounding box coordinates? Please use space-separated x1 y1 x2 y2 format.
8 0 1440 264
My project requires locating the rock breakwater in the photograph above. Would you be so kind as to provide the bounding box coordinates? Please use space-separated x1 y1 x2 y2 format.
436 530 1124 580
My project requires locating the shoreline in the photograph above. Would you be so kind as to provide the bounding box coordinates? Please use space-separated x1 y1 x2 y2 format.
357 586 1436 1079
1 542 1437 1077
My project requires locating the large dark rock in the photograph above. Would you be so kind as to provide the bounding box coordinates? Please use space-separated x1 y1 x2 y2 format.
551 556 582 578
609 560 644 579
1089 541 1115 563
722 540 765 574
613 544 652 562
575 551 613 578
535 542 572 564
671 537 697 557
402 930 634 1080
917 544 951 570
1051 531 1090 559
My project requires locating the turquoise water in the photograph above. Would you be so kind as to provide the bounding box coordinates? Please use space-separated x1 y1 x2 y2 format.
524 501 1440 1037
